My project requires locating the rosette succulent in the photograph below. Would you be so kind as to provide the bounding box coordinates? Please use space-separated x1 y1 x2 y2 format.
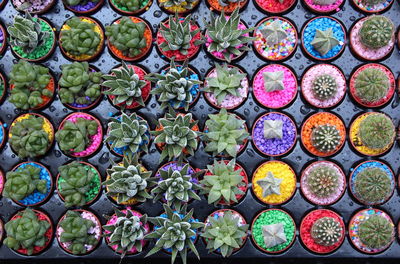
9 60 52 110
359 113 395 149
311 217 343 246
311 124 341 153
160 0 198 9
306 165 339 198
203 108 248 157
104 154 155 204
146 60 201 111
360 16 394 49
312 74 338 100
358 215 394 249
112 0 145 11
354 67 389 104
354 167 392 204
59 62 102 106
63 0 99 6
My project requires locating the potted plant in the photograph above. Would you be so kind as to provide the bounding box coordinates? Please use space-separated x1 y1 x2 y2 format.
3 162 52 206
252 160 296 205
56 210 101 255
0 21 6 55
104 154 155 205
254 0 296 14
301 16 346 60
200 159 248 206
56 112 103 157
105 112 150 156
12 0 55 14
8 60 55 110
103 208 150 256
252 112 297 156
8 12 56 61
109 0 152 14
300 161 346 205
349 208 395 254
201 209 248 257
153 110 200 162
253 17 298 61
145 204 204 264
203 63 249 109
0 71 5 104
0 168 4 195
349 63 395 108
251 208 296 253
106 16 152 61
0 0 6 9
301 64 346 108
303 0 344 13
57 161 102 208
157 0 199 14
204 8 254 62
350 15 395 61
252 64 298 109
203 108 249 157
60 16 104 61
352 0 393 13
9 113 54 159
62 0 103 13
206 0 247 13
349 112 395 156
0 218 3 243
300 209 345 254
0 119 6 150
59 62 103 110
4 208 53 255
350 160 395 205
103 62 151 109
301 112 346 157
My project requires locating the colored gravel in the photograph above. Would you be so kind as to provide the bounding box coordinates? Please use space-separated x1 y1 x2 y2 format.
304 0 343 13
254 0 295 13
111 0 149 11
207 0 246 12
0 122 4 148
12 0 52 13
67 0 97 11
158 0 199 13
353 0 392 12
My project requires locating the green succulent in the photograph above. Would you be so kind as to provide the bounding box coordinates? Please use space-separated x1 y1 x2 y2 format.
112 0 146 11
354 167 392 204
358 215 394 249
354 67 389 104
203 108 249 157
60 17 101 56
312 74 338 100
106 17 147 58
311 28 340 56
146 60 201 111
9 60 52 110
3 165 47 201
311 217 342 246
63 0 99 6
200 159 245 205
306 165 339 198
359 113 395 150
360 16 394 49
160 0 198 9
263 71 284 92
59 62 102 106
104 154 155 204
59 210 98 255
56 117 98 154
145 204 205 264
204 63 246 104
260 20 287 46
9 115 51 159
311 124 341 153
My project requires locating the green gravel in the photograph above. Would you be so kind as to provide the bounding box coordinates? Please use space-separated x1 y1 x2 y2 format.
0 81 4 99
111 0 149 12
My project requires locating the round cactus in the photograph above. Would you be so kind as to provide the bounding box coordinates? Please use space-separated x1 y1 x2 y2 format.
311 217 343 246
359 16 394 49
354 167 392 204
359 113 395 150
354 67 389 104
358 215 393 249
311 74 338 100
311 124 341 153
306 165 340 198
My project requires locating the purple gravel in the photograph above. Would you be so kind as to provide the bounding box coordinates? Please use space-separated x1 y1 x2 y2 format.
0 29 4 45
253 113 296 156
68 0 97 11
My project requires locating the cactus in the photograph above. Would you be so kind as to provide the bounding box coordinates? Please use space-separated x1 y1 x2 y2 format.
256 171 282 197
354 67 389 104
260 20 288 46
311 28 339 56
263 119 283 139
354 167 392 204
262 223 287 248
160 0 198 9
359 113 395 150
358 215 393 249
311 124 341 153
311 217 343 246
312 74 338 100
362 0 385 5
359 16 394 49
306 165 339 198
263 71 284 92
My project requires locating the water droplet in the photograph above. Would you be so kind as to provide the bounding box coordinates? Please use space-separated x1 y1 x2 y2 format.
201 114 207 119
54 150 61 157
199 105 204 110
244 108 250 116
99 152 109 164
49 106 56 112
391 96 399 108
63 108 68 113
295 156 301 161
295 54 302 59
350 16 356 21
14 109 20 114
300 105 310 115
251 15 257 20
150 148 157 153
246 149 255 157
6 114 12 120
155 63 159 69
151 103 156 108
254 106 260 112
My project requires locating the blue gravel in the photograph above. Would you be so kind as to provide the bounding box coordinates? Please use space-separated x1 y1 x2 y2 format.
0 123 4 146
303 17 345 59
17 163 51 206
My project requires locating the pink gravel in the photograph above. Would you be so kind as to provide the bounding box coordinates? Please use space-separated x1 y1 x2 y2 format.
0 171 3 194
301 64 346 108
253 64 297 108
304 0 343 13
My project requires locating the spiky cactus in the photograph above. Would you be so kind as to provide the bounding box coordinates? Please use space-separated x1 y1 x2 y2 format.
311 28 339 56
311 124 341 153
354 67 389 104
312 74 337 100
359 113 395 149
311 217 343 246
360 16 394 49
160 0 198 9
358 215 393 249
306 165 339 198
354 167 392 204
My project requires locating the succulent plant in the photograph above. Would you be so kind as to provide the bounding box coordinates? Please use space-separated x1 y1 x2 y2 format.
358 215 393 249
145 204 205 264
4 209 50 255
311 124 341 153
112 0 145 11
104 154 155 204
203 108 248 157
263 71 284 92
146 60 201 111
312 0 337 5
306 165 339 198
362 0 385 5
102 62 147 107
354 67 389 103
256 171 282 197
311 217 343 246
103 208 148 257
3 165 47 201
63 0 99 6
201 210 248 257
160 0 198 9
153 110 199 162
262 223 287 248
106 17 147 58
56 117 98 154
263 119 283 139
204 63 246 104
61 17 101 56
218 0 245 6
354 167 392 204
104 112 150 155
360 16 394 49
58 162 96 207
204 8 254 62
359 113 395 149
311 28 340 56
59 210 97 255
260 20 288 46
312 74 338 100
9 115 51 159
9 60 52 110
200 159 245 205
8 12 50 53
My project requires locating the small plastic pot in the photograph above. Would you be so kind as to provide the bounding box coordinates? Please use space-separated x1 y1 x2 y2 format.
303 0 344 14
12 0 55 14
109 0 152 15
205 0 248 13
351 0 394 14
253 0 297 14
63 0 104 14
0 119 6 151
0 168 4 195
0 217 3 243
0 0 6 9
157 0 200 15
0 22 7 55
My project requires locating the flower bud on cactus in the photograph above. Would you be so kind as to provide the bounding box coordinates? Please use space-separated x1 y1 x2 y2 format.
311 217 343 246
358 215 394 249
311 28 339 56
312 74 337 100
359 113 395 150
360 16 394 49
306 165 339 198
354 67 389 104
354 167 392 204
311 124 341 153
